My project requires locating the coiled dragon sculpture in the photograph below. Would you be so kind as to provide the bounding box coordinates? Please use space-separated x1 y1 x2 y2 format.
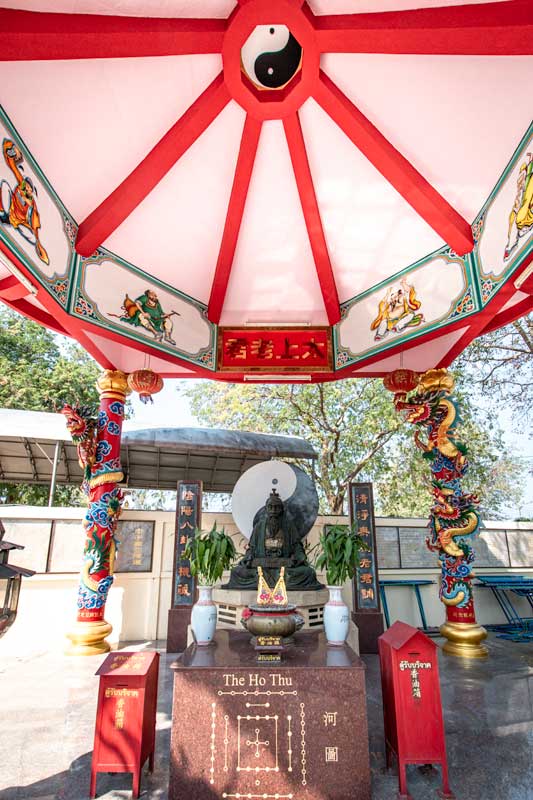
61 403 123 610
394 369 480 608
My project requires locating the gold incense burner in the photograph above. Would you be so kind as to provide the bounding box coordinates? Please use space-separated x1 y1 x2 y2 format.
241 567 304 649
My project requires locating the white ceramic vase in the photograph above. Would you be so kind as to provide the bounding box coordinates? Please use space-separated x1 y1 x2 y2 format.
323 585 350 646
191 585 217 646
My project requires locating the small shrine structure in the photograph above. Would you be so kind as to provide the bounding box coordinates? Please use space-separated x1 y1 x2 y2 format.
0 0 531 658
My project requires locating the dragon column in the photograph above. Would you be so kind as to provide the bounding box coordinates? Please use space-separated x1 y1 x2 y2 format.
387 368 488 659
62 370 129 656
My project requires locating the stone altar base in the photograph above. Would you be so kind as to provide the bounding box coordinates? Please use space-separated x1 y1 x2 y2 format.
170 630 371 800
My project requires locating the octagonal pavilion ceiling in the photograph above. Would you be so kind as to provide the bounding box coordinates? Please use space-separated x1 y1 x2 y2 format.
0 0 532 382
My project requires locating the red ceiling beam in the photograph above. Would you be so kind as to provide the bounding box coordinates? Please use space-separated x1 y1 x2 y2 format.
311 0 533 55
0 274 29 302
313 70 474 256
0 294 68 336
283 112 340 325
208 115 262 324
0 9 226 60
76 73 230 257
478 294 533 336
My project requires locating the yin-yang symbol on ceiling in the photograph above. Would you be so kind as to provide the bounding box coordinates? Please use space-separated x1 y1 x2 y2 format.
241 25 302 90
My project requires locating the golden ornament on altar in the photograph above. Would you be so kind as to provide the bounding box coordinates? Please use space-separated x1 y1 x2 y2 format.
256 566 288 607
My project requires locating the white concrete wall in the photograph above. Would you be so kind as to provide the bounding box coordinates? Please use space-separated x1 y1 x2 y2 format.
0 506 531 655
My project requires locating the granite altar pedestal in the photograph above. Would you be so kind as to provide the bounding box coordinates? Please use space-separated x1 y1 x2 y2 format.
169 630 371 800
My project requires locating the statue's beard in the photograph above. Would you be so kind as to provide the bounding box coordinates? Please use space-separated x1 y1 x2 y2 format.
267 515 282 536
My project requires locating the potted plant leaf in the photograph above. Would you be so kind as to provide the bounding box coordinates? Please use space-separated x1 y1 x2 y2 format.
314 524 366 646
182 523 237 645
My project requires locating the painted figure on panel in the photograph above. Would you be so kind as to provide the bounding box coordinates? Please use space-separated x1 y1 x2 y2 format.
504 151 533 261
370 278 423 341
113 290 180 344
0 138 49 264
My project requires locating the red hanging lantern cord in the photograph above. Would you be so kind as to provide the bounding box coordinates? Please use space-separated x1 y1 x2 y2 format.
127 369 164 404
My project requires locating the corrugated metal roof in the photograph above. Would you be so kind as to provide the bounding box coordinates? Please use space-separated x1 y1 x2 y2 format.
0 409 316 492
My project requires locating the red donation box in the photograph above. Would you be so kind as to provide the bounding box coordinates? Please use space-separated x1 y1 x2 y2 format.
91 651 159 799
378 622 454 800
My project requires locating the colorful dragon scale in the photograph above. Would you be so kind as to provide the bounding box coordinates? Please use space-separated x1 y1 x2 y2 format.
394 370 480 609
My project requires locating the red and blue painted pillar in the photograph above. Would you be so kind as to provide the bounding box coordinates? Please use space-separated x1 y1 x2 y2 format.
62 369 129 656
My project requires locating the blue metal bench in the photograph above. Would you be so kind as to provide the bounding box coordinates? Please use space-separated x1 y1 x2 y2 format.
475 575 533 641
379 579 435 631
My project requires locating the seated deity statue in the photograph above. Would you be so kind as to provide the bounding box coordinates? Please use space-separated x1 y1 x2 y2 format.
222 488 323 591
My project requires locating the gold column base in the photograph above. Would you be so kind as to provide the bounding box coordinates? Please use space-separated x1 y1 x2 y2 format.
65 619 113 656
440 620 488 659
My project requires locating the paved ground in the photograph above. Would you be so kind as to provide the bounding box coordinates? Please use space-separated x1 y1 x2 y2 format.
0 634 531 800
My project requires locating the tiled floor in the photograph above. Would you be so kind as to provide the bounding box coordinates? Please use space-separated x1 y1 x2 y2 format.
0 634 531 800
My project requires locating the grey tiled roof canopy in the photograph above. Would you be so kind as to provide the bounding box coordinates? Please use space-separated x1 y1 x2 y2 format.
0 409 316 492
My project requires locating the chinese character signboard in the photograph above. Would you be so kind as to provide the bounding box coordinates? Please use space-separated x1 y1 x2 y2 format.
349 482 384 654
114 521 155 573
218 328 332 373
349 482 380 612
172 481 202 607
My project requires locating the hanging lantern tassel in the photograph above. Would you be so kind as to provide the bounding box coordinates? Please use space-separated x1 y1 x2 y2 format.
383 369 419 397
127 369 164 404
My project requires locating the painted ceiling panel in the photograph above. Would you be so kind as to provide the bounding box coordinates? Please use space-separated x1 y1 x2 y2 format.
0 1 235 17
322 53 533 224
104 100 246 304
299 97 443 303
0 0 530 381
89 332 195 374
310 0 507 12
221 119 328 326
0 54 223 222
350 325 469 375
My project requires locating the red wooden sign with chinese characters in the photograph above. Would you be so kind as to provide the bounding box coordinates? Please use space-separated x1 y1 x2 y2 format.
167 480 202 652
91 651 159 799
378 622 454 799
218 327 332 372
349 482 384 654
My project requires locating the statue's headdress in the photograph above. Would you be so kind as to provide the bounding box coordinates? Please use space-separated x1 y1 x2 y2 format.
265 488 283 512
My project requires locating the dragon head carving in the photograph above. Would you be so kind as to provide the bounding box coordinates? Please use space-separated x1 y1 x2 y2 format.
61 404 96 440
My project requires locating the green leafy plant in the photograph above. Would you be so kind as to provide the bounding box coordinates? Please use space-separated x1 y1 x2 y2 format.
182 523 238 586
314 524 366 586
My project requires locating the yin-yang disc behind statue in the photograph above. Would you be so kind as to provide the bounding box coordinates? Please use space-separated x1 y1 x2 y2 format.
232 460 319 541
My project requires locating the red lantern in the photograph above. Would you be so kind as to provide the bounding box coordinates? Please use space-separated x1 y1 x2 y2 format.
383 369 419 395
127 369 163 404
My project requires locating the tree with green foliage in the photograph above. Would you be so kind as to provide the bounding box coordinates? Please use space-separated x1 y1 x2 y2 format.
0 307 100 506
457 313 533 421
181 376 524 519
